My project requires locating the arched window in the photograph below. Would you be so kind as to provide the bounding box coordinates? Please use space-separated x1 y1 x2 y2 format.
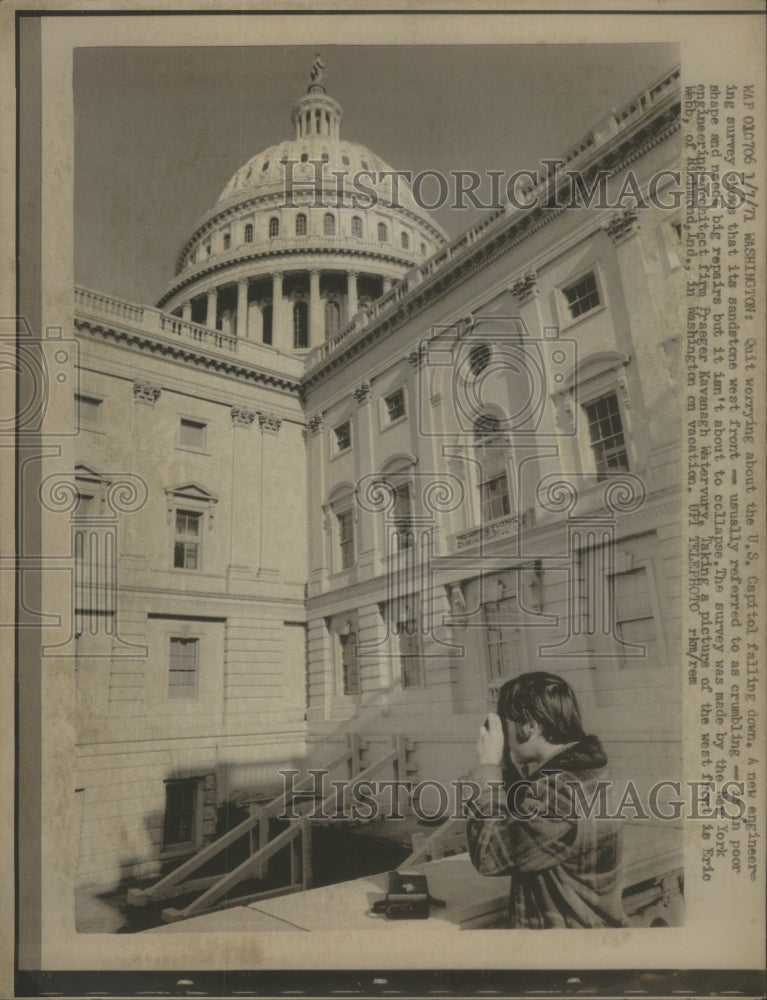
244 224 254 244
325 299 341 339
269 217 279 238
380 459 414 553
293 300 308 349
262 304 273 346
351 216 363 238
222 233 231 250
377 222 388 243
400 232 409 250
474 414 511 523
420 242 426 255
296 213 307 236
323 213 336 236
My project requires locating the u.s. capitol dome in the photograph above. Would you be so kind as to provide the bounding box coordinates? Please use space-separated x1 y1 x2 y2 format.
157 60 447 353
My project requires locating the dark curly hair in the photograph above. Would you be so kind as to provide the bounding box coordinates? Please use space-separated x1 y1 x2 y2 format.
497 671 585 745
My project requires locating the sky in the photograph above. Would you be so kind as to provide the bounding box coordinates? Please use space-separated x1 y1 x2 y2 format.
74 43 679 306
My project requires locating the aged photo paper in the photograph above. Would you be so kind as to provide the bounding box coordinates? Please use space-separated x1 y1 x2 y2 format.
3 2 765 996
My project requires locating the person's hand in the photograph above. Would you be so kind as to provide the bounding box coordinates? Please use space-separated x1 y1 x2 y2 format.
477 712 505 766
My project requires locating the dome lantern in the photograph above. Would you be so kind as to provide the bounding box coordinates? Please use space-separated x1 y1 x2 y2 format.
291 55 343 141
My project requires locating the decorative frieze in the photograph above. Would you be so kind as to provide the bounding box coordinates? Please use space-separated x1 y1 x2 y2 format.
307 413 323 433
132 381 161 405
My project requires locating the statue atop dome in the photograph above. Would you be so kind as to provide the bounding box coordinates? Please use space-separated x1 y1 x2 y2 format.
309 54 326 91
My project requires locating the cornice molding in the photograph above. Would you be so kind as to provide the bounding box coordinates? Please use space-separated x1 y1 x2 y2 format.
301 101 680 393
74 316 301 395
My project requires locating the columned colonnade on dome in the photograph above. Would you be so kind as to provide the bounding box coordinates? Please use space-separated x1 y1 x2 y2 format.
174 267 394 350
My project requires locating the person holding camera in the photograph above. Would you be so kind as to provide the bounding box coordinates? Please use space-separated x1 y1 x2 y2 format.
466 671 628 929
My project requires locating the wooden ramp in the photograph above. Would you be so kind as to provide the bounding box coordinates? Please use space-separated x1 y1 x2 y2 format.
126 734 414 923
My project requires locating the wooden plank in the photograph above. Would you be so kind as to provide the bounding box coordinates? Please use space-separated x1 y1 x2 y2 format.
133 810 264 901
172 822 301 920
161 884 305 924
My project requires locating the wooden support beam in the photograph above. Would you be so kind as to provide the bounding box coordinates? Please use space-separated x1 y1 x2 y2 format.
168 822 301 921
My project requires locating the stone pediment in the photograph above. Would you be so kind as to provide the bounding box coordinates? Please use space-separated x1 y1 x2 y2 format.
164 482 219 504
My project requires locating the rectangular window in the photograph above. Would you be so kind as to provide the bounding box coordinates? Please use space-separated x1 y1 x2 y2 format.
398 618 424 688
340 633 360 695
76 394 101 431
613 567 657 665
584 392 629 480
179 418 206 450
168 636 199 698
393 482 413 550
384 388 406 423
174 509 202 569
337 509 355 569
484 599 524 697
563 272 600 319
479 473 511 522
162 778 199 849
334 421 351 453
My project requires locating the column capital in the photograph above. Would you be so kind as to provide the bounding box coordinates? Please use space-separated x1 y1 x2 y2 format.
353 380 372 405
237 277 250 287
510 270 538 303
272 270 284 279
231 407 256 428
604 208 640 245
258 411 282 434
133 381 161 405
309 268 321 278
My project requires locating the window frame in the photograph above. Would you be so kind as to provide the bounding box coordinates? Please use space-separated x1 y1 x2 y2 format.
395 614 425 689
293 299 309 349
176 416 208 454
558 268 606 327
75 393 103 433
166 483 218 572
377 221 388 243
382 387 407 426
173 508 203 570
268 216 279 238
339 631 361 696
168 634 200 699
244 223 254 243
161 777 204 855
583 391 630 481
333 420 352 455
474 413 513 525
336 507 356 570
295 213 307 236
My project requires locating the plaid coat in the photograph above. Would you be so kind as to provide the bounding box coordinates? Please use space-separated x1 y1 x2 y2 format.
466 736 628 929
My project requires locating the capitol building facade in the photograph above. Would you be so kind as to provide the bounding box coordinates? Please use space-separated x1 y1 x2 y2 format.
71 61 685 921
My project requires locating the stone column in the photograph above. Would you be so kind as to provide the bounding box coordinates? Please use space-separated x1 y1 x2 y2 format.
206 288 218 329
236 279 249 339
182 301 192 322
271 271 284 349
347 270 358 319
309 270 323 346
382 277 392 293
